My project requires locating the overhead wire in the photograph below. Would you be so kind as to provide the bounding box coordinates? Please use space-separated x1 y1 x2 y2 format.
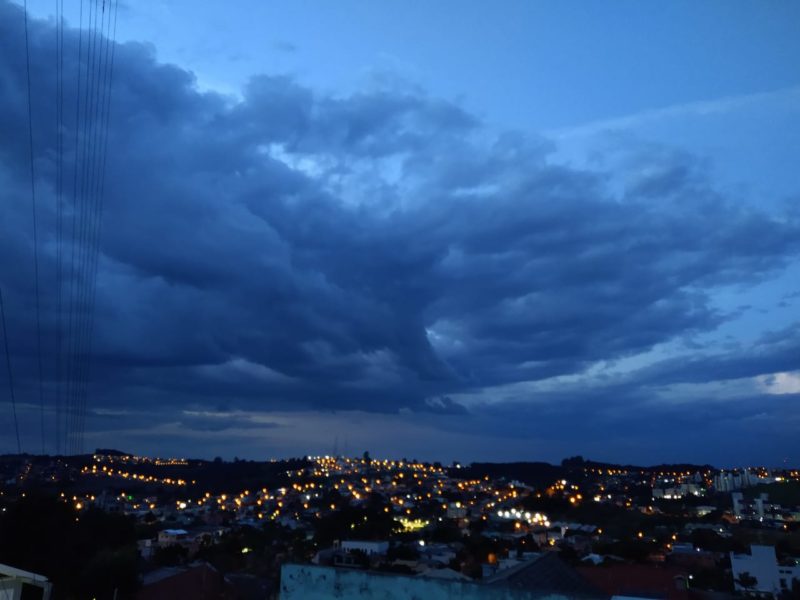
71 0 97 454
65 0 86 455
16 0 118 456
77 0 118 454
69 0 97 454
0 289 22 455
69 0 102 455
55 0 65 455
22 0 46 455
73 0 104 455
63 0 117 454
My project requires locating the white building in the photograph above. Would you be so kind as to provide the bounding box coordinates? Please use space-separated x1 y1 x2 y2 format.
732 492 771 520
714 469 757 492
446 504 468 519
730 545 800 596
157 528 189 546
0 563 52 600
338 540 390 556
653 483 702 499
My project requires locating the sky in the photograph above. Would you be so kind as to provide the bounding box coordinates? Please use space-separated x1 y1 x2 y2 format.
1 0 799 466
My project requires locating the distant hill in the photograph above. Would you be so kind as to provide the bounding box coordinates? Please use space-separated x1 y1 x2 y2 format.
452 462 565 487
94 448 129 456
579 459 716 473
450 458 717 489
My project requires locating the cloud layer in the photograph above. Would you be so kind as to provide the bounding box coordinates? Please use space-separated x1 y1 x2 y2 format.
1 2 798 463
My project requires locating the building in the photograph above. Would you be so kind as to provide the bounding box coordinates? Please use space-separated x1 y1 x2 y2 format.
730 545 800 597
0 563 52 600
482 552 604 597
667 543 716 570
732 492 776 521
446 503 468 519
322 540 392 569
157 529 190 546
136 562 235 600
577 564 690 600
339 540 390 556
280 554 606 599
714 469 757 492
652 483 701 499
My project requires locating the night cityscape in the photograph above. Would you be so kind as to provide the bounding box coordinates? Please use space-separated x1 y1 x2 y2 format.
1 451 800 598
2 0 800 598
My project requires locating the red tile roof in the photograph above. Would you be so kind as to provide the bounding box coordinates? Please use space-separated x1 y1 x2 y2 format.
136 563 236 600
577 564 690 600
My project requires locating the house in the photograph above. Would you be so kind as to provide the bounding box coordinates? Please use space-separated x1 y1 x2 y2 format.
481 552 542 579
137 562 236 600
577 564 690 600
483 552 604 597
317 540 392 569
419 543 457 567
667 543 716 570
0 562 53 600
157 529 189 546
338 540 390 556
730 545 800 597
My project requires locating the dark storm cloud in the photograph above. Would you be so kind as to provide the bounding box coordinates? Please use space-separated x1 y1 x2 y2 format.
177 411 281 433
636 322 800 386
82 407 280 434
1 0 799 445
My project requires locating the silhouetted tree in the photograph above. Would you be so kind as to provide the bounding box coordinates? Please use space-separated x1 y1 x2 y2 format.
153 544 189 566
0 494 139 599
561 456 585 468
735 571 758 591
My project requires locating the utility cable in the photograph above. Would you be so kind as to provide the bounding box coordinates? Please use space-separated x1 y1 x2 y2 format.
22 0 46 455
0 289 22 454
78 0 118 454
66 0 86 455
55 0 65 455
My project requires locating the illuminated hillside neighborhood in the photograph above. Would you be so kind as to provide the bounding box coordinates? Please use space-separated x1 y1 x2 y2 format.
2 452 799 598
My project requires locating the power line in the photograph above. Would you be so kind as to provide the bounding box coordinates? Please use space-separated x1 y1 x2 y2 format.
75 0 119 455
17 0 118 456
66 0 86 455
68 0 95 455
55 0 65 455
72 0 102 455
62 0 117 455
75 0 104 454
78 0 118 454
22 0 47 455
0 289 22 454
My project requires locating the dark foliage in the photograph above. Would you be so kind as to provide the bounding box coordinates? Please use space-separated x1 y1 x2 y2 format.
0 493 139 599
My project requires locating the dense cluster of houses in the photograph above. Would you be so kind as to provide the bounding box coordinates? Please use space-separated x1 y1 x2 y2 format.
2 453 799 598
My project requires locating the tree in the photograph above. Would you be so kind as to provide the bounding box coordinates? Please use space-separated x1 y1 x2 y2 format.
778 577 800 600
561 456 585 468
0 494 139 598
387 543 420 562
348 549 370 568
690 528 731 553
153 544 189 566
735 571 758 591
